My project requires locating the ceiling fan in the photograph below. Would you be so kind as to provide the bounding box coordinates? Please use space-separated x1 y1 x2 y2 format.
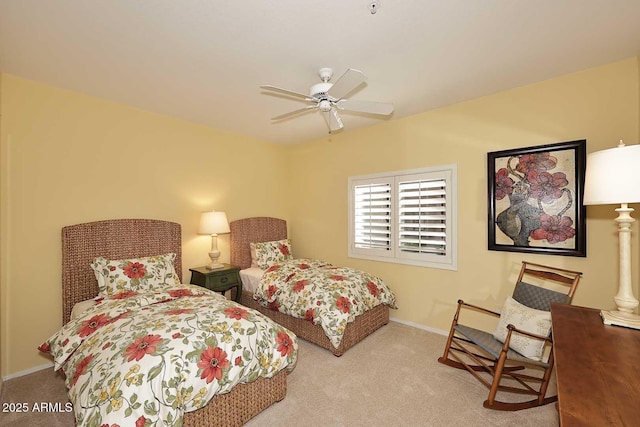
260 68 394 133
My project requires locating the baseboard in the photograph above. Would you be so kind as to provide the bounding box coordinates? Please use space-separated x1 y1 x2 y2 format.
2 362 53 382
389 317 448 336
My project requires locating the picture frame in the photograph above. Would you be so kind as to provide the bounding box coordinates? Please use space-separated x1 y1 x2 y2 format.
487 139 586 257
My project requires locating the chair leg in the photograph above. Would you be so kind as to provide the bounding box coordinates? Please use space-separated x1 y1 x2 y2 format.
537 349 555 405
438 301 462 363
485 345 507 407
483 344 557 411
438 327 457 363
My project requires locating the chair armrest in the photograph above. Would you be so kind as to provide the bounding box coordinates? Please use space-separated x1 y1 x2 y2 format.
506 324 552 343
458 299 500 318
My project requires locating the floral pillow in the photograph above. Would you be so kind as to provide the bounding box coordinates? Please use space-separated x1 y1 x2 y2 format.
91 253 181 296
493 296 552 361
250 239 293 270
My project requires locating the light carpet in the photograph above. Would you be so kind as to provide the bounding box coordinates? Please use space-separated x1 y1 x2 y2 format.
0 322 558 426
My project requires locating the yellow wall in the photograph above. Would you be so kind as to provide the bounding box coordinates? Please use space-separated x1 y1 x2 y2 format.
0 75 289 376
1 57 639 377
286 58 640 332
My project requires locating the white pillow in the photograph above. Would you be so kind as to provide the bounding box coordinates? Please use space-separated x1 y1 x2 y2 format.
493 296 552 361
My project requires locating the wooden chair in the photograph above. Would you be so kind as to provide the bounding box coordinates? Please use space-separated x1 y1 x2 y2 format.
437 261 582 411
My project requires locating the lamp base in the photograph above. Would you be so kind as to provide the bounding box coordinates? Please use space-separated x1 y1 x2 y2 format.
206 262 225 270
601 309 640 330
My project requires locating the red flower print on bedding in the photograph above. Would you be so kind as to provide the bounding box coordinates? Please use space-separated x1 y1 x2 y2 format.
276 331 294 357
293 279 308 292
336 296 351 314
78 314 112 337
169 288 194 298
198 346 229 384
330 275 345 281
268 301 280 312
267 285 278 299
111 291 138 300
224 306 249 320
71 354 94 386
123 261 146 279
305 308 316 323
124 334 164 362
279 243 290 256
367 281 379 297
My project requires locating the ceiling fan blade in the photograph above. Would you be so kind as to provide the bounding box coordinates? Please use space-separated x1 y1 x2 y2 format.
271 105 317 121
327 68 367 99
336 99 394 116
260 85 315 101
322 108 344 133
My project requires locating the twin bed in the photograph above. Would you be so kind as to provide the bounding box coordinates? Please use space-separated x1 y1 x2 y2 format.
230 216 395 357
46 219 295 427
43 217 395 426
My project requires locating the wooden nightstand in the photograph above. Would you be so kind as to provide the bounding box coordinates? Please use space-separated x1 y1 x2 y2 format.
189 264 242 302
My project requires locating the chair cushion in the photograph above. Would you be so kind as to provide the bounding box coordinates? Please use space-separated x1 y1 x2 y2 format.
493 296 552 361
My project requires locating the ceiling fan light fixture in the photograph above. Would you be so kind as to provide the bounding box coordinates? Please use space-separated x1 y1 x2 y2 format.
318 99 332 112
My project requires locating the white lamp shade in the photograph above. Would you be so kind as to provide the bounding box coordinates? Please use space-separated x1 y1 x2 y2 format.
199 211 230 235
583 143 640 206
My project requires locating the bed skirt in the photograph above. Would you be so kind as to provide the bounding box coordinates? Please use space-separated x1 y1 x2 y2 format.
183 369 287 427
240 291 389 357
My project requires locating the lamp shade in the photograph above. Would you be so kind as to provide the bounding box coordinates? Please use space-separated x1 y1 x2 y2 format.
198 211 230 234
583 142 640 206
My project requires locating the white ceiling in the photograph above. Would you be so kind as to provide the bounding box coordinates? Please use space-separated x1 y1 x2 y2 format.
1 1 640 145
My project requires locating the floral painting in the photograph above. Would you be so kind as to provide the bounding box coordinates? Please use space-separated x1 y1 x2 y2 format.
488 140 586 257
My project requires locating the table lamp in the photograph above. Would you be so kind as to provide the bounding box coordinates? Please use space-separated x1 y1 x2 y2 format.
583 140 640 329
199 210 230 270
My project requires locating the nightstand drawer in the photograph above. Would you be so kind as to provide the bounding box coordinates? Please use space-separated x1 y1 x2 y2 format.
205 272 239 289
189 264 242 302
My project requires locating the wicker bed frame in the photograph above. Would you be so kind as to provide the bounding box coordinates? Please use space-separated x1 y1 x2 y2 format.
61 218 287 427
229 216 390 357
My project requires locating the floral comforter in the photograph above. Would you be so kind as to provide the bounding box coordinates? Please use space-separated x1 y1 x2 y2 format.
39 284 297 426
253 259 396 349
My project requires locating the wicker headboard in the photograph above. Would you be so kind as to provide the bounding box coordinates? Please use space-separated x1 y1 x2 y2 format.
61 219 182 324
229 217 287 269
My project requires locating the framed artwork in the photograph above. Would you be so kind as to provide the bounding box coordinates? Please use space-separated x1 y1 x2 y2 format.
488 139 586 257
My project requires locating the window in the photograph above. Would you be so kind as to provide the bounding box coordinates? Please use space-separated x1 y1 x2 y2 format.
348 165 457 270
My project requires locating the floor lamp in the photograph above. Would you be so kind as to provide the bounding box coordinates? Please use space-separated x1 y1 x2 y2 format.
583 141 640 329
199 210 230 270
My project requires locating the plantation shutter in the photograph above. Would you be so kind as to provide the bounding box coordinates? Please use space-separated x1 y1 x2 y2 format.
353 181 392 251
348 165 456 270
397 176 447 256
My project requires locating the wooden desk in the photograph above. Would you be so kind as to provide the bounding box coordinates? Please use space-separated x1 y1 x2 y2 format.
551 303 640 426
